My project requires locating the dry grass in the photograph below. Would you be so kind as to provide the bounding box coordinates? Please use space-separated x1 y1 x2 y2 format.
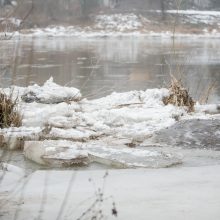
163 75 195 112
0 92 22 128
199 82 216 105
162 0 195 113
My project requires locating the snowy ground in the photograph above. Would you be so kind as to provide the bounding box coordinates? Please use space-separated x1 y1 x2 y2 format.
1 165 220 220
2 10 220 38
154 10 220 25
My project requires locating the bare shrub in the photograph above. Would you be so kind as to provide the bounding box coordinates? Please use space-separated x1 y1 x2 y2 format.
163 75 195 112
163 0 195 113
199 82 216 104
75 171 118 220
0 91 21 128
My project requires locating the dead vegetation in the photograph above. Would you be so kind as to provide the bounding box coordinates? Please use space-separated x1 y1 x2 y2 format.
0 92 22 128
163 75 195 112
162 0 195 113
164 0 215 111
199 82 216 105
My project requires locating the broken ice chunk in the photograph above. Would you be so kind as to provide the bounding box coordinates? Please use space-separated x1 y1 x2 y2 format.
21 77 81 104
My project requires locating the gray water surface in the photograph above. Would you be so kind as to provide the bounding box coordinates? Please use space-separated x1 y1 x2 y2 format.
0 37 220 102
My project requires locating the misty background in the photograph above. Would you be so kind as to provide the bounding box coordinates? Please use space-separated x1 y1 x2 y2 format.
1 0 220 27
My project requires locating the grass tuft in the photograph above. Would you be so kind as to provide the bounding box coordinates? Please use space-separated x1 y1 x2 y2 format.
163 75 195 112
0 92 22 128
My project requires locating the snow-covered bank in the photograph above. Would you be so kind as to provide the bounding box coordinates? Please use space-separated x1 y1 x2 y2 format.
2 11 220 39
1 78 220 168
1 165 220 220
6 27 220 39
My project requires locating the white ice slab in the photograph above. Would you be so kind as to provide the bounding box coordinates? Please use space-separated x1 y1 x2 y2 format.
24 140 181 168
21 77 81 104
24 140 89 167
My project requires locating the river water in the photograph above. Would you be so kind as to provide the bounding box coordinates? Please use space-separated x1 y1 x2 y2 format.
1 37 220 102
0 37 220 172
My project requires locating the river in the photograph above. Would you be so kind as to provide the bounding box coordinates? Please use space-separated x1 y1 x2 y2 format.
0 36 220 172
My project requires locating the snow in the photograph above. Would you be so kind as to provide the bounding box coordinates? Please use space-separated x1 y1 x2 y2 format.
21 77 81 104
1 10 220 39
17 85 183 140
1 165 220 220
14 27 220 39
0 127 42 138
1 79 220 167
162 10 220 16
195 103 220 114
0 17 22 27
47 127 99 140
22 102 79 127
153 10 220 25
95 14 142 32
60 89 183 142
3 27 220 39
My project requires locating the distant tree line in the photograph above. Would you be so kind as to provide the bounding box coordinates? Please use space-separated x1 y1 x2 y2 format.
1 0 219 28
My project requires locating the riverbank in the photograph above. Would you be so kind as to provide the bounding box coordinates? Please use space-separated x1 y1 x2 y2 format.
2 10 220 39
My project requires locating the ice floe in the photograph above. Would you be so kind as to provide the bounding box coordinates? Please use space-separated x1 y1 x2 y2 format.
24 140 89 167
24 140 181 168
21 77 81 104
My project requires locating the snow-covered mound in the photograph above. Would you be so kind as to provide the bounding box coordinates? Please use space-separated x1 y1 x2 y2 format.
20 88 186 141
21 77 81 104
95 13 142 31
